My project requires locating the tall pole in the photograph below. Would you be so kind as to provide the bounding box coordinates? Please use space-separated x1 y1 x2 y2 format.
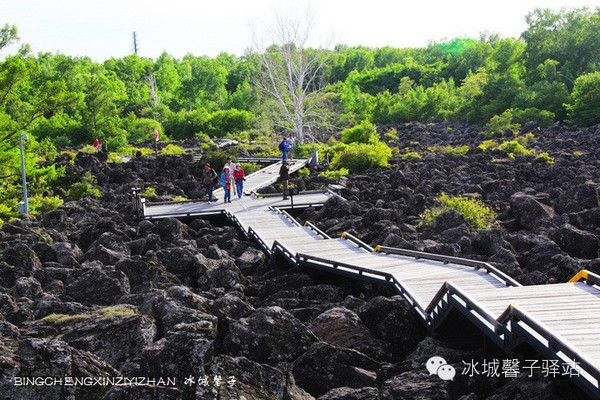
133 32 138 55
18 133 28 214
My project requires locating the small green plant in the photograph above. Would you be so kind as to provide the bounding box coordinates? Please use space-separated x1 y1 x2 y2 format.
161 144 186 155
29 196 63 215
419 193 497 230
67 173 100 199
431 145 469 155
319 168 349 180
298 167 310 178
120 146 154 157
383 128 398 144
171 195 187 202
41 313 92 325
98 306 136 320
535 152 555 164
142 187 157 197
498 140 534 158
573 151 583 157
399 151 422 160
515 132 536 147
107 153 124 163
80 144 98 154
478 140 499 152
486 109 521 137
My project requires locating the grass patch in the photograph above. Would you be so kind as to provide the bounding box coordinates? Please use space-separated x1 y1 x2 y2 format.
107 153 124 164
97 306 136 320
161 144 186 156
429 145 469 155
498 140 534 158
419 193 497 230
319 168 349 180
535 152 555 164
142 187 156 197
41 313 92 325
399 151 422 161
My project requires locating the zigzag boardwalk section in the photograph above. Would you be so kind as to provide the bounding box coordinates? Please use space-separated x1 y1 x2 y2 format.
142 162 600 399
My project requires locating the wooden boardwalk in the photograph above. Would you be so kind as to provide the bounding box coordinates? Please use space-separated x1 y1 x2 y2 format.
142 161 600 399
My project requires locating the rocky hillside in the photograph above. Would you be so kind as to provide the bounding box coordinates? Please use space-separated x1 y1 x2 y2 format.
1 122 598 399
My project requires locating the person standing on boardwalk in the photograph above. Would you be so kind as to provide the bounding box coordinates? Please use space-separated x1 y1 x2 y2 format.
233 164 245 199
279 138 288 162
221 166 232 203
202 163 218 202
224 157 236 196
279 162 290 200
286 136 294 160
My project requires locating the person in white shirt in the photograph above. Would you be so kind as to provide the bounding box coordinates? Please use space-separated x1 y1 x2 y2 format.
224 157 237 196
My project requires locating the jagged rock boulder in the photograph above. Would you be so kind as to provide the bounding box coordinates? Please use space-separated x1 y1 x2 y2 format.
27 305 155 369
317 387 380 400
380 372 449 400
157 248 211 287
552 224 600 259
66 267 130 305
308 307 374 350
0 338 120 400
224 306 317 366
358 296 425 361
195 355 314 400
510 193 555 230
198 259 249 292
554 181 600 214
292 343 380 396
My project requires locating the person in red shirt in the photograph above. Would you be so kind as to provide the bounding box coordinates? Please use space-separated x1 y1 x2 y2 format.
233 164 245 199
93 138 100 150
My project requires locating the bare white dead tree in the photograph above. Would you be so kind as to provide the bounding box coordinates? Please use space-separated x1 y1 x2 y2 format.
250 9 331 144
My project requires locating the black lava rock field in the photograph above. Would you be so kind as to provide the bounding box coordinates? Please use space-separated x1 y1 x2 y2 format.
1 121 599 399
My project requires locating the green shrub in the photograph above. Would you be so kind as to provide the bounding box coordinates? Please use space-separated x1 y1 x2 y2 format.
515 132 536 148
567 71 600 126
107 153 124 163
319 168 349 180
399 151 422 160
240 162 260 176
298 167 310 178
67 173 100 199
535 152 555 164
142 187 156 197
294 142 321 158
478 140 499 152
498 140 534 157
205 151 233 170
433 145 469 155
419 193 496 230
383 128 398 144
29 196 63 215
161 144 186 156
80 145 97 154
331 142 392 172
486 109 521 136
120 146 154 157
125 117 163 143
171 195 187 202
573 151 583 157
340 120 379 144
206 109 255 137
512 108 555 128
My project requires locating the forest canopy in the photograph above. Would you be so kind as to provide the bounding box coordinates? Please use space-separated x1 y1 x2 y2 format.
1 7 600 153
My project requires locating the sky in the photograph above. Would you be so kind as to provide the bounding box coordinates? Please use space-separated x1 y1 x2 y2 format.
2 0 600 60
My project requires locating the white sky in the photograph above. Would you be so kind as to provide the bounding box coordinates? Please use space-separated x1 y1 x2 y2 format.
2 0 600 60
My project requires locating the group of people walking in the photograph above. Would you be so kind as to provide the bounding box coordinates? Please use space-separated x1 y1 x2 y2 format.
202 136 295 203
201 157 246 203
279 136 294 161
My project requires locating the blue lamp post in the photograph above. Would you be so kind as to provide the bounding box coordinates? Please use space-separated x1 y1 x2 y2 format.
18 133 29 214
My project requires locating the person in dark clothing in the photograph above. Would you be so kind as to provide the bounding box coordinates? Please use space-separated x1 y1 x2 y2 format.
202 163 218 202
279 162 290 199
